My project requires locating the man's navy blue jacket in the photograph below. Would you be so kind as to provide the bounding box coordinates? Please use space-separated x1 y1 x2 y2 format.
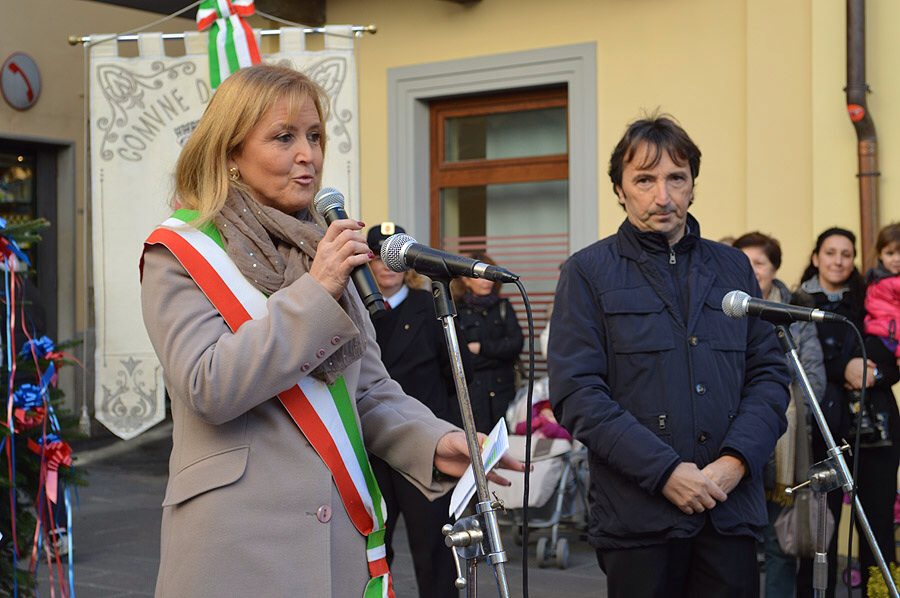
548 216 790 549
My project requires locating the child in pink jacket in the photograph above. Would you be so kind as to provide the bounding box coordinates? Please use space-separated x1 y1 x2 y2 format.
865 223 900 367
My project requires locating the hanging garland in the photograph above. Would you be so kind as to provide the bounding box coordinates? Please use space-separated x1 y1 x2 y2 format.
0 217 84 597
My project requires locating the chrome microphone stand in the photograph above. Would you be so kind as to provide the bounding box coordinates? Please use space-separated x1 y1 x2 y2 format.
775 325 898 598
430 278 510 598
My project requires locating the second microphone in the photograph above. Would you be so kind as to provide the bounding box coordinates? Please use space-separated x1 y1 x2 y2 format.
313 187 386 318
380 233 519 283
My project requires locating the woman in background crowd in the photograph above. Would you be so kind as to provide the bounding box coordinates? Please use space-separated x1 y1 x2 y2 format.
452 252 524 434
733 232 826 598
797 227 899 597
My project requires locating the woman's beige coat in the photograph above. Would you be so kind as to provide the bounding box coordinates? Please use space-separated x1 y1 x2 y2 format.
141 245 457 597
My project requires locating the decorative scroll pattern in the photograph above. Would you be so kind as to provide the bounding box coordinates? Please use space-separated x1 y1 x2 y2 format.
95 356 163 440
93 61 200 161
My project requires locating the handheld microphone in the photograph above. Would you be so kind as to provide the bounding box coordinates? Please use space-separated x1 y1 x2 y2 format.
721 290 847 325
313 187 386 318
380 234 519 283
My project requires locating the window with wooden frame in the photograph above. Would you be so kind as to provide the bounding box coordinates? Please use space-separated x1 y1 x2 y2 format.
429 86 569 378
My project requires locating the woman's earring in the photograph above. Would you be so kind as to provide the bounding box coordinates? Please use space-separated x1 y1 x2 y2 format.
228 167 241 181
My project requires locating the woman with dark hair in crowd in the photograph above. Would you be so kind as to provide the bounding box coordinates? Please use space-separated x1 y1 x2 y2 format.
796 227 900 597
452 252 524 434
733 232 826 598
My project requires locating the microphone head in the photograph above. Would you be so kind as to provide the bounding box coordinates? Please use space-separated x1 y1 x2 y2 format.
722 290 750 319
313 187 344 216
380 233 415 273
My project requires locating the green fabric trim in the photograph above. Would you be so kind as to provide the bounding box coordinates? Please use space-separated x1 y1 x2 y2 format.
223 19 240 74
171 209 224 250
329 377 386 529
207 23 221 88
366 528 386 551
363 576 384 598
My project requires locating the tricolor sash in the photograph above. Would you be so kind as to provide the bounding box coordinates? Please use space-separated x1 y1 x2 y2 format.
142 211 393 598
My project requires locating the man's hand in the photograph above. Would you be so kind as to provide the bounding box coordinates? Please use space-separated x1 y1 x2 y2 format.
433 431 526 486
701 455 747 495
661 462 727 515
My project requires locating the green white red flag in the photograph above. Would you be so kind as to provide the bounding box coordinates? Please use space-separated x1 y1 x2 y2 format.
196 0 262 88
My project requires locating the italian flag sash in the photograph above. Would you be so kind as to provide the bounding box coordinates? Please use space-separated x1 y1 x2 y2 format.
142 211 394 598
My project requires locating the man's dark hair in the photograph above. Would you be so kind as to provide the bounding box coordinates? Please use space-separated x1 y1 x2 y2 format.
733 231 783 271
608 114 702 195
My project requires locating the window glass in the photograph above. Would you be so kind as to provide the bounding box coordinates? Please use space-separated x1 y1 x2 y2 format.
444 107 567 162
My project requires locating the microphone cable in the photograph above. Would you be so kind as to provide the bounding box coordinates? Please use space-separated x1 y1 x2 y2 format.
513 278 536 598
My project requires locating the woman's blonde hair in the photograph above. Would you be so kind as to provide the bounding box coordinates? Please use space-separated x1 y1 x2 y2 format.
174 64 330 221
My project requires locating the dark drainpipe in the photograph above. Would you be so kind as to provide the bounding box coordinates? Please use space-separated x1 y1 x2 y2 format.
846 0 879 269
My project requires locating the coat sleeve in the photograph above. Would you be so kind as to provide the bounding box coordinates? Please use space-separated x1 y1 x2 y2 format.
793 321 827 403
351 294 459 498
719 269 791 479
548 257 682 494
141 244 361 425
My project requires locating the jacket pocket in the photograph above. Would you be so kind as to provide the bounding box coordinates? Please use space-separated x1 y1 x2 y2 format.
162 445 250 506
601 287 675 353
704 288 746 351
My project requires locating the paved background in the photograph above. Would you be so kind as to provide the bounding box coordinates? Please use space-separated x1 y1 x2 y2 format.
37 421 870 597
39 421 604 597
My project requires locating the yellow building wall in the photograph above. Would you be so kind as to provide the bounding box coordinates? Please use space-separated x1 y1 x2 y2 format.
327 0 898 285
2 0 895 328
0 0 194 334
813 0 900 274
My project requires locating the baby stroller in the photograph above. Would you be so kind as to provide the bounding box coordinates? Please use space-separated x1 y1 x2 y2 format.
487 377 589 569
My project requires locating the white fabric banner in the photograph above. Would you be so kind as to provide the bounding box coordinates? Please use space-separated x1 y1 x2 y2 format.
89 27 361 439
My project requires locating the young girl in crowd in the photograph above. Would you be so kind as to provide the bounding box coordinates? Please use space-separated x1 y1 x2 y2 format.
864 223 900 368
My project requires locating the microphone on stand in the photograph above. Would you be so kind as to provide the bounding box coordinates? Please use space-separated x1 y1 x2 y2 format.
721 290 847 325
313 187 386 318
380 233 519 283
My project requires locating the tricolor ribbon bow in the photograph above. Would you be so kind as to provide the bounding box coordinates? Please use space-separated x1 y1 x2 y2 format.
196 0 262 88
0 216 30 267
28 434 72 505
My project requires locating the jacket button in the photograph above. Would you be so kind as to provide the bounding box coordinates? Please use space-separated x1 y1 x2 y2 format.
489 391 496 397
316 504 332 523
404 324 410 330
331 335 341 345
300 362 311 373
697 432 708 444
316 349 326 358
689 336 698 346
695 383 706 395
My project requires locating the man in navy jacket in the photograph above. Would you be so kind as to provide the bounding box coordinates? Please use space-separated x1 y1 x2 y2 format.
547 115 790 597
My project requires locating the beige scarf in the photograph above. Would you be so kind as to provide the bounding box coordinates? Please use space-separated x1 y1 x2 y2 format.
213 187 366 384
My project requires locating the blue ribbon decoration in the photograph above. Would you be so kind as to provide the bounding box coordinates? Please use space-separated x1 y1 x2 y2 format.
12 384 43 411
19 336 55 360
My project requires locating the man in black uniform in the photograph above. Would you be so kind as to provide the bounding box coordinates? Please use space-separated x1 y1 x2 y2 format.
367 222 466 598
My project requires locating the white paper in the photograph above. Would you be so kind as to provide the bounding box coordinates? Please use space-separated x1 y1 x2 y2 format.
449 419 510 519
